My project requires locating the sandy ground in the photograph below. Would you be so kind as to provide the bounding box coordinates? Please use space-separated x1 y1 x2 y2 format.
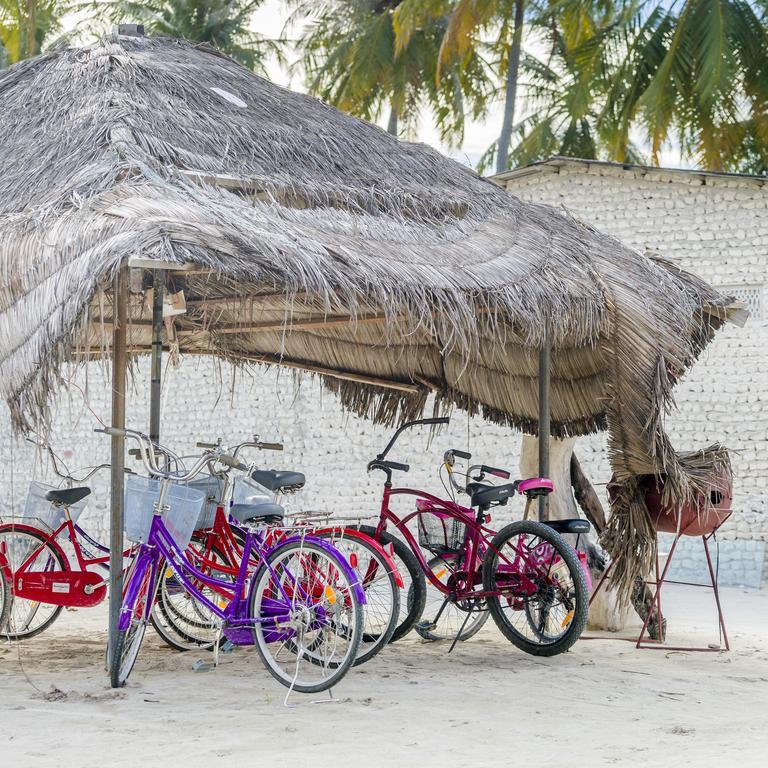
1 584 767 768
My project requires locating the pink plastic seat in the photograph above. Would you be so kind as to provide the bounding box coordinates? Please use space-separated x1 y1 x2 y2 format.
517 477 554 495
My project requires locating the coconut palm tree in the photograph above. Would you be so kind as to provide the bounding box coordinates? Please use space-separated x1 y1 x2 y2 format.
0 0 72 64
289 0 491 144
394 0 538 172
510 0 645 166
607 0 768 172
94 0 284 73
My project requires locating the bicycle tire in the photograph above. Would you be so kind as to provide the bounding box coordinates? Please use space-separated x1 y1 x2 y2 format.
0 524 67 640
354 525 426 642
110 555 155 687
249 539 363 693
483 520 588 657
150 533 230 652
313 530 400 666
0 565 10 633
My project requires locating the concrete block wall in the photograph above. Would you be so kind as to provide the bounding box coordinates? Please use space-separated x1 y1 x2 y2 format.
501 161 768 585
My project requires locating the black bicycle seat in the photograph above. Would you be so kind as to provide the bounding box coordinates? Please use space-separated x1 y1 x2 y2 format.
250 470 305 492
468 482 516 508
229 502 285 524
45 487 91 507
544 519 591 535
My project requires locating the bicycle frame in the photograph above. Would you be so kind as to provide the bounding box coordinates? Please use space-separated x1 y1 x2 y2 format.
131 511 365 645
187 505 404 591
0 516 135 609
374 485 541 600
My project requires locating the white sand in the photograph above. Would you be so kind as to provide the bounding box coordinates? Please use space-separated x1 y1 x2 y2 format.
1 585 767 768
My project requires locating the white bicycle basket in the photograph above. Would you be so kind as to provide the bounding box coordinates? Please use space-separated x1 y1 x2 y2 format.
124 475 205 549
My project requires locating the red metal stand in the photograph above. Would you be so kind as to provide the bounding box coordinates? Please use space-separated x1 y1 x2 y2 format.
588 524 731 652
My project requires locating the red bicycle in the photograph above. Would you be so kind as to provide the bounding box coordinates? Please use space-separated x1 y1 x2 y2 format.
357 417 590 656
0 440 135 640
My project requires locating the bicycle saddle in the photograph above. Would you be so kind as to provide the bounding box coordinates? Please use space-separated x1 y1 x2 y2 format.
544 519 591 535
517 477 554 497
467 482 516 508
250 470 305 492
229 502 285 524
45 487 91 506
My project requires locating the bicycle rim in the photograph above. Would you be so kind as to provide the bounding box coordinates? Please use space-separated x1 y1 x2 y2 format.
0 527 65 640
250 540 362 693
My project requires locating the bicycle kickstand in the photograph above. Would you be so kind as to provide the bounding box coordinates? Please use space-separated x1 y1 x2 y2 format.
448 609 474 654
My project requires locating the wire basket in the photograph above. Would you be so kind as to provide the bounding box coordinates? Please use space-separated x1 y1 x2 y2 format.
416 502 466 554
231 475 272 507
23 481 89 531
186 474 225 530
124 475 205 549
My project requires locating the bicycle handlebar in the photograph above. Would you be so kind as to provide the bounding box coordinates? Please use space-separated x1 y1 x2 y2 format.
95 427 210 483
217 453 248 471
376 416 449 461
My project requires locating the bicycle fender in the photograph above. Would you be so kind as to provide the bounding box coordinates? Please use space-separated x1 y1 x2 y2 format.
254 535 367 606
315 526 404 588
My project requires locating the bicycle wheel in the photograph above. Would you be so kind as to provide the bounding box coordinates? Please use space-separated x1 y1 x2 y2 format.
110 553 156 687
483 520 588 656
412 554 489 642
0 565 10 632
150 532 231 652
0 525 66 640
355 525 426 642
313 530 400 666
249 539 363 693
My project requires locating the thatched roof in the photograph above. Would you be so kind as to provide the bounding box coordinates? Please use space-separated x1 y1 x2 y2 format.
0 34 744 505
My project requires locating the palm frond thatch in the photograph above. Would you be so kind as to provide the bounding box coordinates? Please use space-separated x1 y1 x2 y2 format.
0 36 746 592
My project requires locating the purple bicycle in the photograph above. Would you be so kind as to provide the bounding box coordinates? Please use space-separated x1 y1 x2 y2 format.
98 427 365 692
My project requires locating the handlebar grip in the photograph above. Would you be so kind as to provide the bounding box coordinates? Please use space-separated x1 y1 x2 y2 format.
387 461 410 472
482 465 511 480
419 417 449 426
452 449 471 460
260 442 284 451
95 427 125 437
196 442 219 449
218 454 248 471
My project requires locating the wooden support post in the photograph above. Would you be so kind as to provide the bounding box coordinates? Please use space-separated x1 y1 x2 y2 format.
107 266 128 680
538 318 551 521
149 270 164 444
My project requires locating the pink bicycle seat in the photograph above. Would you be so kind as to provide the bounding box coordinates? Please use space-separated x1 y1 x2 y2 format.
517 477 554 495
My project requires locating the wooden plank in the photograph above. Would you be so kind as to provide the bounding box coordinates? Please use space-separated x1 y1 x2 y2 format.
77 345 421 394
239 352 421 393
176 313 389 337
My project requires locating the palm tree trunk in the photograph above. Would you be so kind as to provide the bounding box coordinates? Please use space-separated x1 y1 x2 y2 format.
386 104 398 136
26 0 37 58
496 0 525 174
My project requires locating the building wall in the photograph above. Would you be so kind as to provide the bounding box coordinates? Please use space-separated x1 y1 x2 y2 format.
0 162 764 586
500 162 768 584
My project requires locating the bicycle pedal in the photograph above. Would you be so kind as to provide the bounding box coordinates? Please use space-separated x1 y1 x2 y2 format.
220 640 235 654
416 620 437 632
192 659 215 673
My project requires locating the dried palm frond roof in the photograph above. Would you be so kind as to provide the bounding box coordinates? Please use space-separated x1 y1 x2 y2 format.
0 34 745 501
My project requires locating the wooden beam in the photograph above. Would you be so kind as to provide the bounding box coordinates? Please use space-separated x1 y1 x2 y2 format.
238 352 421 393
127 257 200 272
76 346 422 394
176 313 389 337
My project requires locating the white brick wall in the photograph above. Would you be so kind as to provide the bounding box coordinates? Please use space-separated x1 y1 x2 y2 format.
501 162 768 579
0 160 764 583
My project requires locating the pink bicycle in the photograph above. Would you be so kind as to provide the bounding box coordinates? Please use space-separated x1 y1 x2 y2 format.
358 418 590 656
